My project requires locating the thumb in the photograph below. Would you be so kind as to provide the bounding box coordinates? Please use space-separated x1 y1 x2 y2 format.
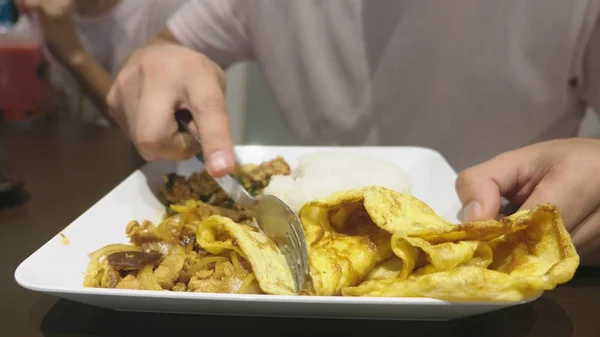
455 152 525 221
185 69 234 178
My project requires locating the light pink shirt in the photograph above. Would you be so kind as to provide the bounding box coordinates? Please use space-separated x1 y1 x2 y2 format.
168 0 600 171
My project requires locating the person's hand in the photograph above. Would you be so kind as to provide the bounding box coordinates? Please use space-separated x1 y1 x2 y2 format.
456 138 600 265
18 0 86 65
106 43 235 177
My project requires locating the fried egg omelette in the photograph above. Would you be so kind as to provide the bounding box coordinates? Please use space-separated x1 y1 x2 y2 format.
85 186 579 302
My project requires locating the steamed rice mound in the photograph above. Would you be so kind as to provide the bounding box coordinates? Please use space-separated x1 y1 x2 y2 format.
263 152 411 213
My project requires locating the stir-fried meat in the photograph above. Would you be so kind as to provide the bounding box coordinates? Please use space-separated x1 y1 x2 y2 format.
159 215 186 242
159 171 229 207
154 255 185 290
181 223 198 244
181 251 200 276
100 266 121 288
189 278 223 293
172 282 187 292
237 157 291 195
85 156 291 294
195 202 250 223
116 274 141 290
159 156 291 207
140 241 185 257
188 261 250 293
126 220 164 245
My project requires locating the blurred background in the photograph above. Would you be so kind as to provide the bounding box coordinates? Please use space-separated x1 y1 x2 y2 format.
2 0 600 145
0 0 286 145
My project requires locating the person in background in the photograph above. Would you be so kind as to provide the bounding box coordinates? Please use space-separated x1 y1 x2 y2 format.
15 0 188 126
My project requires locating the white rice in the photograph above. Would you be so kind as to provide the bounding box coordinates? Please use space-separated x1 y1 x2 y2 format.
263 152 411 214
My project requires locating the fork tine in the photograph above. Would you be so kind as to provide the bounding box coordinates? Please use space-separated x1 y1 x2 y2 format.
286 220 309 295
290 216 310 277
287 220 307 280
285 228 303 283
253 195 309 294
281 236 300 293
285 233 300 284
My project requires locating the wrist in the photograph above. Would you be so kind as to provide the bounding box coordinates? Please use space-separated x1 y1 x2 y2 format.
63 48 93 70
47 37 89 69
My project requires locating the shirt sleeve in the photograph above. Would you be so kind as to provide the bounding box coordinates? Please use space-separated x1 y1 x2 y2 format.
167 0 252 67
139 0 190 42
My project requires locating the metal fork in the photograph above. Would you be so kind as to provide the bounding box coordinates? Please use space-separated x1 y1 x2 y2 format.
177 119 309 293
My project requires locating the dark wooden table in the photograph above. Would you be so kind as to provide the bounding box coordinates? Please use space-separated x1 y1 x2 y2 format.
1 121 600 337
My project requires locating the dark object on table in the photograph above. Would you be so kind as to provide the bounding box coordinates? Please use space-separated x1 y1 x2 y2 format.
0 184 30 209
0 159 24 192
0 160 28 208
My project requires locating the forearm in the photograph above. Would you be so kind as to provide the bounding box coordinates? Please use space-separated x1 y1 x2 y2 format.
59 49 114 124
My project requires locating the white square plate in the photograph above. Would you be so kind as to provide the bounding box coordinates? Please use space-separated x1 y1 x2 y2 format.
15 146 540 320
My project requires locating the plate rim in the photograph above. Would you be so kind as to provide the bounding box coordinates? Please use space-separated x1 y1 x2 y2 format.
14 263 543 307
